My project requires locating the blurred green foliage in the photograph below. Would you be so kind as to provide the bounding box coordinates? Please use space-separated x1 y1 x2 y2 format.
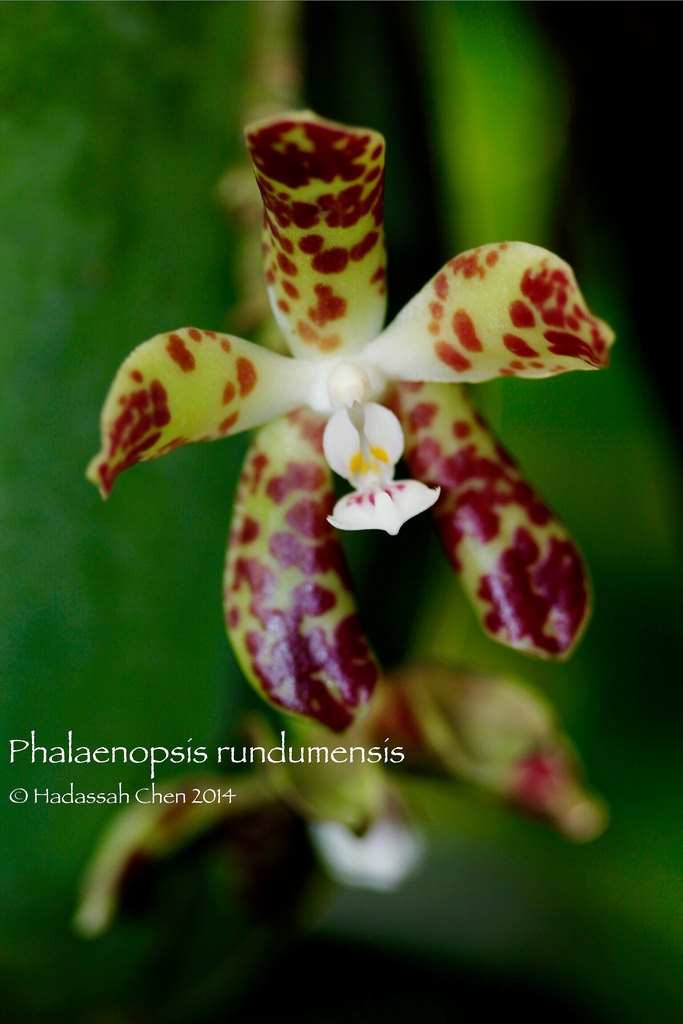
2 3 681 1022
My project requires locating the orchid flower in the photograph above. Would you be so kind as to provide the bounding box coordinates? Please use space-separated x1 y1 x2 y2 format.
87 111 614 730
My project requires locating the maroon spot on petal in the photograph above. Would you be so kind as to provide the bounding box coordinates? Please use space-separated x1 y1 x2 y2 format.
544 330 604 367
434 273 449 300
485 250 499 267
222 381 236 405
408 402 437 431
308 283 347 326
237 358 257 396
150 380 171 427
509 300 536 328
238 517 260 543
453 420 471 439
435 341 472 373
299 234 324 254
312 248 349 274
219 411 239 433
188 328 203 342
452 309 483 352
167 333 195 372
350 231 378 261
283 280 300 299
449 252 483 279
477 529 587 655
277 252 298 276
292 581 336 615
503 332 539 358
129 370 143 383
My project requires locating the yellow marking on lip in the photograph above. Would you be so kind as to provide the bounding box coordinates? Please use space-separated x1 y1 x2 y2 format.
349 451 380 476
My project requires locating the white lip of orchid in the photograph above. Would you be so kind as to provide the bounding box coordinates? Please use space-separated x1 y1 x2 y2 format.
302 355 440 535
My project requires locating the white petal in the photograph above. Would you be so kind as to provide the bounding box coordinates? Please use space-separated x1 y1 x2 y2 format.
362 402 404 464
328 481 440 535
322 402 404 487
323 408 360 481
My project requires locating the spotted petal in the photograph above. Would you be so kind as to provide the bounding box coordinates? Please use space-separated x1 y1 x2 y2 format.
392 382 591 658
363 242 615 383
86 327 315 497
245 111 386 360
224 409 380 731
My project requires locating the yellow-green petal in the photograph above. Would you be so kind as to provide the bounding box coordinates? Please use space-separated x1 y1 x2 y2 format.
390 382 592 658
86 327 315 497
245 110 387 359
224 409 380 731
364 242 615 382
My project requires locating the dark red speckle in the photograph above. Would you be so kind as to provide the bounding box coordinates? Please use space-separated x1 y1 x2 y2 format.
503 333 539 358
299 234 324 254
248 120 372 190
435 341 472 373
477 529 587 655
350 230 378 262
308 284 347 327
277 252 298 276
237 358 257 397
238 517 260 543
312 248 349 274
509 300 535 329
167 334 195 373
434 273 449 300
408 402 437 431
452 309 483 352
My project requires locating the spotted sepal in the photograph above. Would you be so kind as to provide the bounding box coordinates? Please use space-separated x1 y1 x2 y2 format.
245 110 387 360
391 382 591 658
224 409 380 730
364 242 615 383
86 327 316 497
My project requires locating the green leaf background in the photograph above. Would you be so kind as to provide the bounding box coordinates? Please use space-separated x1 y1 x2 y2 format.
2 3 681 1022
